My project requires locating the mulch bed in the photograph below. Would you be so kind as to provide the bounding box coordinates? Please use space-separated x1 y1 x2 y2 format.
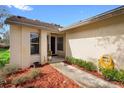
2 64 80 88
64 61 124 88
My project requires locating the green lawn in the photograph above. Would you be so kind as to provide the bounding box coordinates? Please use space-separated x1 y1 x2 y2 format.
0 48 10 68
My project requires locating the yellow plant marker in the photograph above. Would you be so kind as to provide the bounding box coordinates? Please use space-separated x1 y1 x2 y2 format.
98 55 114 69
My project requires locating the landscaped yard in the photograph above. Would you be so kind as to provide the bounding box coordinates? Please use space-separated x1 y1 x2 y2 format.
0 64 79 88
65 56 124 87
1 47 123 87
0 48 10 68
0 48 79 88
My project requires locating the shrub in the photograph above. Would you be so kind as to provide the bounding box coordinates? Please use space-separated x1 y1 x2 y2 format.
12 75 30 85
74 59 83 65
2 64 19 75
66 57 76 64
100 68 124 83
12 68 41 85
83 62 97 71
66 56 97 71
66 57 69 62
48 51 52 56
0 59 9 68
0 60 6 68
28 68 41 79
101 68 118 81
0 48 10 68
0 75 6 85
114 70 124 83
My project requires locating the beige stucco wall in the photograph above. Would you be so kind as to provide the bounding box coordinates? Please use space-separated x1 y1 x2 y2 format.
66 14 124 69
22 26 40 65
40 30 47 64
10 25 47 68
10 25 22 68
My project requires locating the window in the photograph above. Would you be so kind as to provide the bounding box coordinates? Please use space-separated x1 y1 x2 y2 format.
30 33 39 54
57 37 63 51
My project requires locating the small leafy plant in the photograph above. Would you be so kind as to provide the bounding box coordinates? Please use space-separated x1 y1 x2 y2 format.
28 68 41 79
0 60 6 68
114 70 124 83
2 64 19 75
12 68 41 85
0 48 10 68
100 68 118 81
83 62 97 71
48 51 52 56
66 56 97 71
0 58 9 68
100 68 124 83
0 75 6 85
12 75 30 85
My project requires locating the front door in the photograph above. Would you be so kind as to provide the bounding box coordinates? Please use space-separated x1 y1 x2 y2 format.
51 36 55 55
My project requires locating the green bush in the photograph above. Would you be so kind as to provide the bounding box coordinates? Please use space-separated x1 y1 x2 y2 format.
0 58 9 68
66 56 97 71
28 68 41 79
12 75 30 85
68 57 75 64
101 68 124 83
83 62 97 71
101 68 118 81
0 60 6 68
0 75 6 85
12 68 41 85
0 48 10 68
2 64 19 75
48 51 52 56
66 56 70 62
66 57 76 64
75 59 83 65
114 70 124 83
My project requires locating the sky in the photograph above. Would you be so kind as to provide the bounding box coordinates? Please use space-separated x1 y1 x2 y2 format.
6 5 121 27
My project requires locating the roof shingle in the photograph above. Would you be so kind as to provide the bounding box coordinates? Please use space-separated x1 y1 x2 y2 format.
6 16 62 32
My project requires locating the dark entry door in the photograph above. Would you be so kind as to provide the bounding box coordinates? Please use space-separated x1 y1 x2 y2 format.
51 37 55 54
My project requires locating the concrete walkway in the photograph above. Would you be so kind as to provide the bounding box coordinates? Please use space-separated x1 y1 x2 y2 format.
51 62 120 88
51 56 65 63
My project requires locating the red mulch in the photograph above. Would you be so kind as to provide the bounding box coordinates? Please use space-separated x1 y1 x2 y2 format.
2 64 80 88
64 61 124 88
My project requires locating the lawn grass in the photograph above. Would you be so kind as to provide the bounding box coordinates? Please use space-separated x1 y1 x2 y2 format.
0 48 10 68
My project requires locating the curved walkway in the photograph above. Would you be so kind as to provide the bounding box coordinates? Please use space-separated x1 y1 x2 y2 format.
51 62 120 88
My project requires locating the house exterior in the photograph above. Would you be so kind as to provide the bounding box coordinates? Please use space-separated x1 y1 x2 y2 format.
6 6 124 69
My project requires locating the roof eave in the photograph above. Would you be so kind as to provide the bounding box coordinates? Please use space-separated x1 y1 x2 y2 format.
6 20 59 32
60 6 124 32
